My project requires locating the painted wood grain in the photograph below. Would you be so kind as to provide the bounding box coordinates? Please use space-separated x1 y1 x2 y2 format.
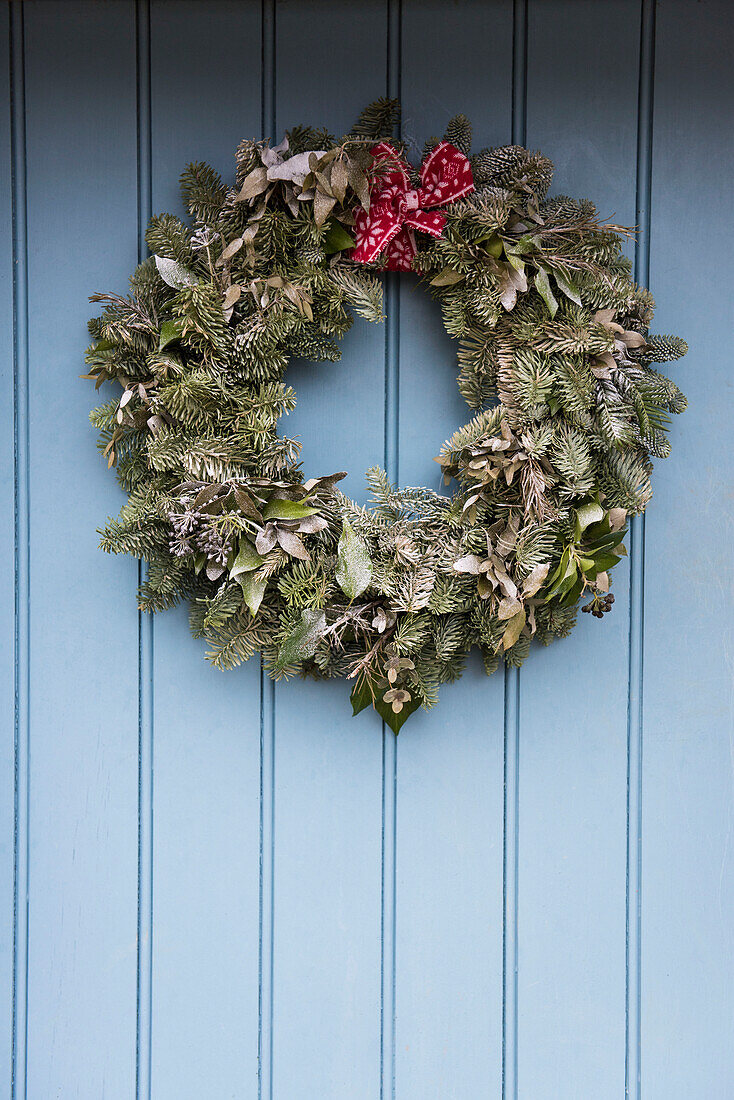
517 3 641 1096
270 4 386 1097
147 5 264 1097
2 2 732 1097
396 4 513 1097
22 3 141 1095
642 1 734 1095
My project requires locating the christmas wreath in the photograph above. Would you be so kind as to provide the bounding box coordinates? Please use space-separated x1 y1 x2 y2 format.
85 100 687 732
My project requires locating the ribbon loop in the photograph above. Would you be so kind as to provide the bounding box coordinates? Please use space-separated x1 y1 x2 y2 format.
351 141 474 272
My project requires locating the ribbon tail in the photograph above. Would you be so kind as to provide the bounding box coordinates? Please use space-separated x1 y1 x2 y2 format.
384 228 417 272
351 206 404 265
403 209 446 238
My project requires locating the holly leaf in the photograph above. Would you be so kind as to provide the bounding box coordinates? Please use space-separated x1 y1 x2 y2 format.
275 609 326 671
335 519 372 600
155 254 199 289
237 572 267 616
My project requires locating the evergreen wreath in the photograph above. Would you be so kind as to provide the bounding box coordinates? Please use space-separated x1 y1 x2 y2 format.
85 100 687 732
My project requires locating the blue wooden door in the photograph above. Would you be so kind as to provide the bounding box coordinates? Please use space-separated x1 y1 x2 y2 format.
3 2 733 1097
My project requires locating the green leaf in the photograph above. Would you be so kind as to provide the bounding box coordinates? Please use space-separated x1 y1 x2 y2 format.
237 572 267 615
323 219 355 254
230 539 265 579
262 498 319 521
483 234 504 258
154 254 199 289
373 693 421 734
350 675 374 716
552 267 582 305
560 573 585 607
574 501 605 539
158 319 184 350
430 268 464 287
534 267 558 317
275 609 326 671
335 519 372 600
589 552 622 572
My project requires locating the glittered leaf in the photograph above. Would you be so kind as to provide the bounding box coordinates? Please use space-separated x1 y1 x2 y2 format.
230 539 265 579
275 609 326 670
155 254 199 289
236 572 267 616
534 267 558 317
335 519 372 600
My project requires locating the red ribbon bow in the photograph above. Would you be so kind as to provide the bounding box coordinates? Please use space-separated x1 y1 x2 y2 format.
351 141 475 272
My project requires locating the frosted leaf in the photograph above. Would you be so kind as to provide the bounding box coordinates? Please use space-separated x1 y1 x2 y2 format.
155 254 199 289
335 519 372 601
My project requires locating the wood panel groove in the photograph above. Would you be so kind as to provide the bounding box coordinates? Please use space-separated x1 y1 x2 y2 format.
259 5 276 1098
626 1 654 1095
503 5 527 1098
9 2 29 1091
381 5 400 1098
9 4 29 1096
135 2 154 1098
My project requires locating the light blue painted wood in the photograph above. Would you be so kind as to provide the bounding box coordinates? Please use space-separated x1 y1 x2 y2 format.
516 4 640 1096
643 2 734 1096
21 3 141 1095
2 3 18 1091
148 4 263 1097
270 5 386 1097
3 3 733 1096
395 5 513 1097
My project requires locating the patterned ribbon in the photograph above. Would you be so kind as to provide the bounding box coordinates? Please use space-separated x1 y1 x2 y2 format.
351 141 475 271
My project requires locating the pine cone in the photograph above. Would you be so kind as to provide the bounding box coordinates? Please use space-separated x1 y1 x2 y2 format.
643 334 688 363
443 114 472 157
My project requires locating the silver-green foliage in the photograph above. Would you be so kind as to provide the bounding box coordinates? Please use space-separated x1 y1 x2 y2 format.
85 101 686 732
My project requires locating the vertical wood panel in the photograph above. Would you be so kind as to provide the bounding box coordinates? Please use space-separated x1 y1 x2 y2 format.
517 3 641 1096
396 4 513 1096
148 3 263 1097
270 3 386 1097
4 4 23 1092
643 1 734 1095
3 3 733 1096
22 2 141 1094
